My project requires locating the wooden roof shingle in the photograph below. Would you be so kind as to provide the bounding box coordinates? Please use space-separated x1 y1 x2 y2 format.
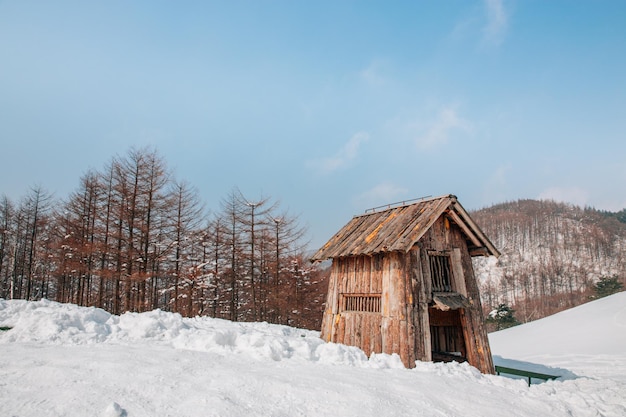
311 194 499 261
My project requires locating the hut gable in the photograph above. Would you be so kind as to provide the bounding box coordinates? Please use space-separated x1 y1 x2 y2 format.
313 194 498 373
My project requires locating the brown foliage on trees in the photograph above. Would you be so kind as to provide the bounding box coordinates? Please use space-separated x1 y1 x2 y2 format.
0 148 327 329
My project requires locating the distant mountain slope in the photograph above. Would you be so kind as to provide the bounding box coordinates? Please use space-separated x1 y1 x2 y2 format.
471 199 626 322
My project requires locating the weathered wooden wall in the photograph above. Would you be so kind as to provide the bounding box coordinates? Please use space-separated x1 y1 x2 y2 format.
415 215 494 374
320 255 384 358
320 252 418 366
321 214 494 373
381 251 415 367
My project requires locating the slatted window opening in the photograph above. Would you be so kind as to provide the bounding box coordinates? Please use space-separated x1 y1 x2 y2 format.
342 294 381 313
429 253 452 292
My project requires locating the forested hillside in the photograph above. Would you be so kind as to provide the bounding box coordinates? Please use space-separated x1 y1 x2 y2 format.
0 148 327 329
472 199 626 323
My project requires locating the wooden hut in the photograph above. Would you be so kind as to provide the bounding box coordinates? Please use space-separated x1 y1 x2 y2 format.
311 194 499 373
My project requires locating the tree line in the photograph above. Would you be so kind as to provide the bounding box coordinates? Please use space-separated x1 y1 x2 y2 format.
0 147 328 329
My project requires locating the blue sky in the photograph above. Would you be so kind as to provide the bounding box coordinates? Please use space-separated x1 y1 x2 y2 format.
1 0 625 249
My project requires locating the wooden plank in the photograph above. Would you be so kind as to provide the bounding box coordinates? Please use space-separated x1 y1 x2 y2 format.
337 313 347 345
451 248 468 296
320 311 333 341
373 254 383 293
380 317 390 354
416 247 432 361
419 245 432 302
361 314 372 357
355 313 363 353
381 254 391 317
390 319 400 355
373 316 383 354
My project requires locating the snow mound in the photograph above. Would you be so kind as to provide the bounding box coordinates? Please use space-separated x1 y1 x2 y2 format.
0 298 402 369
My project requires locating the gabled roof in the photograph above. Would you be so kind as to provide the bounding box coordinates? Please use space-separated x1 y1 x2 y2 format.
311 194 499 261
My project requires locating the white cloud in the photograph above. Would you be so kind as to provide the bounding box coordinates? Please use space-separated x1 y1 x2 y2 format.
537 187 590 207
483 0 508 46
359 60 389 87
354 182 409 209
415 105 472 150
307 132 370 175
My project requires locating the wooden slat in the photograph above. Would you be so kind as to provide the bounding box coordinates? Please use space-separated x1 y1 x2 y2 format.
451 248 468 296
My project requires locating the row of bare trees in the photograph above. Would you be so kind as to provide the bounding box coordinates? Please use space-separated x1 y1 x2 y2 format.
472 199 626 322
0 148 328 329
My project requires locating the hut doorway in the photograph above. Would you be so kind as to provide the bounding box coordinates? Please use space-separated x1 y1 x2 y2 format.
428 307 467 363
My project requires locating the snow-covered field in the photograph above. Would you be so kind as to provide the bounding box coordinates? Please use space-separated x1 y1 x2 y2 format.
1 293 625 417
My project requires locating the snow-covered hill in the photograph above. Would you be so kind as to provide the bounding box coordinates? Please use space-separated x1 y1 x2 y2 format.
490 290 626 383
1 293 625 417
472 200 626 322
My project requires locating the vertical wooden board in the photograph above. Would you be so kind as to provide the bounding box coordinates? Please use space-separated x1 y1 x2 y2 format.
351 257 358 293
320 311 333 341
406 322 416 366
347 313 356 349
381 255 391 317
369 314 382 354
398 319 409 367
349 314 359 348
469 307 494 373
390 319 400 356
410 248 428 362
341 313 351 346
373 315 382 354
361 256 367 293
459 308 479 368
401 252 412 307
380 317 391 353
354 257 361 293
451 248 468 296
412 308 425 361
360 256 366 294
345 258 353 293
356 258 361 293
335 261 343 295
387 252 405 319
355 313 364 353
419 246 433 301
372 255 382 293
328 264 339 314
339 258 347 293
335 314 346 345
361 314 372 357
381 317 395 355
368 262 374 293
